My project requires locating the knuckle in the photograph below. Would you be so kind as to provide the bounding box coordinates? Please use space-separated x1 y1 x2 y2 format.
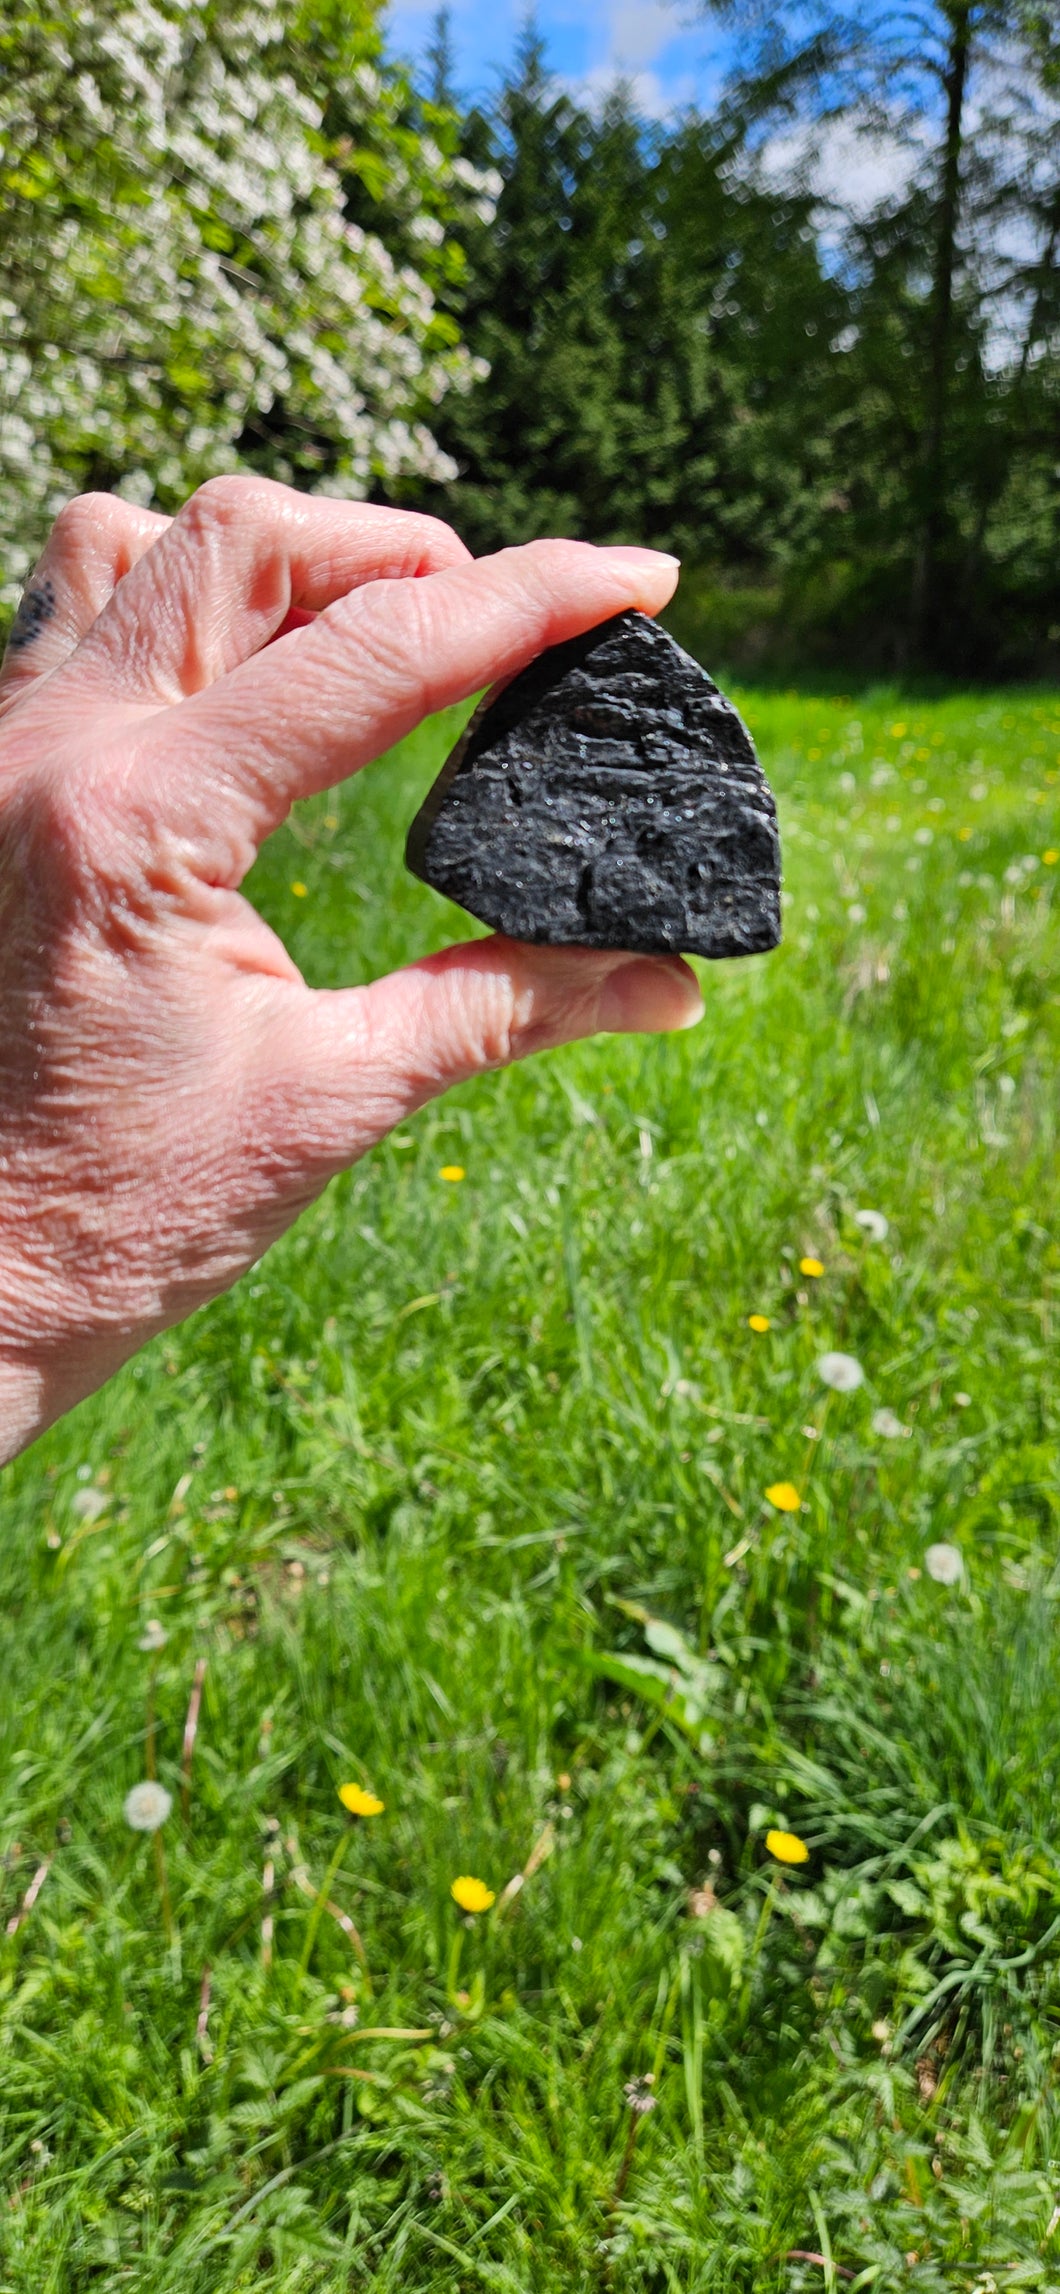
188 474 281 527
346 578 435 713
429 952 520 1075
181 472 279 540
407 511 470 568
50 492 114 557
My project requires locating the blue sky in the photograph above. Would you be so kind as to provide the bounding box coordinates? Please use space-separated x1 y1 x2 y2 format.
384 0 730 118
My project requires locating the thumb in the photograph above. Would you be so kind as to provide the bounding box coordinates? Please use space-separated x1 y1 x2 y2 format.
262 937 704 1178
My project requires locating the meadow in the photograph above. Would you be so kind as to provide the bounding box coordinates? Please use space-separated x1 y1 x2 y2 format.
0 663 1058 2292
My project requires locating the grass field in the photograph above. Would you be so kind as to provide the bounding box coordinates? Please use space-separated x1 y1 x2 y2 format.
1 665 1058 2291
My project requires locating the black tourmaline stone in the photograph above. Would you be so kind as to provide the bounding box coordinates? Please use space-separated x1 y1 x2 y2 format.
405 610 781 957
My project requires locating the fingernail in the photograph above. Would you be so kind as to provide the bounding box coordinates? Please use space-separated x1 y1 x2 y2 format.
596 958 704 1036
600 546 681 572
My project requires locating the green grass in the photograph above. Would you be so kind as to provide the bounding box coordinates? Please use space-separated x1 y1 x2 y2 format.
1 676 1058 2291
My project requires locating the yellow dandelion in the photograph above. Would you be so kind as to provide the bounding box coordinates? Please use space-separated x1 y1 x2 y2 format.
799 1257 825 1278
958 826 972 841
766 1829 810 1865
451 1875 495 1914
338 1783 385 1818
765 1482 801 1513
748 1314 771 1333
291 881 308 898
889 722 907 738
439 1165 466 1184
1044 851 1059 867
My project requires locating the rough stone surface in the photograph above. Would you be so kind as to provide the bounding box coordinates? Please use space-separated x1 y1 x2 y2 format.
406 609 782 958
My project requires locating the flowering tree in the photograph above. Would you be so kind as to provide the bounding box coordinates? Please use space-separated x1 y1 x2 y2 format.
0 0 492 603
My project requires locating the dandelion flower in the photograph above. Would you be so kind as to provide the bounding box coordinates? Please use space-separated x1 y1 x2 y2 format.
766 1829 809 1865
799 1257 825 1278
765 1482 801 1513
338 1783 385 1817
137 1620 168 1652
817 1351 864 1392
124 1782 172 1833
291 881 308 898
439 1165 466 1184
748 1314 771 1333
854 1208 889 1242
872 1407 909 1440
451 1875 495 1913
924 1542 963 1586
1044 850 1058 867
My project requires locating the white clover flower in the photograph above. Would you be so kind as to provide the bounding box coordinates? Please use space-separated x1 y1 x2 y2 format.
124 1781 173 1832
138 1620 168 1652
817 1352 865 1392
854 1209 889 1242
924 1542 964 1586
872 1407 910 1439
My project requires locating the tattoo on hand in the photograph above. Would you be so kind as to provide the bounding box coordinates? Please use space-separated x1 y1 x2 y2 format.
6 576 57 655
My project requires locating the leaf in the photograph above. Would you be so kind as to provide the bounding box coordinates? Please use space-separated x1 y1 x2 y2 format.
644 1616 697 1665
699 1907 745 1984
581 1649 718 1749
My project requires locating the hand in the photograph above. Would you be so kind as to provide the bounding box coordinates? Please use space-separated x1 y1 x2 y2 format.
0 478 701 1463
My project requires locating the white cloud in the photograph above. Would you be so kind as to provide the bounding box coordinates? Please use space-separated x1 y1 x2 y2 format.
602 0 678 71
579 60 699 117
758 114 920 221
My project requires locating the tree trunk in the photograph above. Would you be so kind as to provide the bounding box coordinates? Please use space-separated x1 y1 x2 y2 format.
909 1 972 660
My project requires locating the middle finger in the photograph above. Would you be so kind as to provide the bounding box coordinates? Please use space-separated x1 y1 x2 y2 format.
71 475 472 707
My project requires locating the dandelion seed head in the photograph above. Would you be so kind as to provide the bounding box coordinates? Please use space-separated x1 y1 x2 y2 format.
124 1781 172 1833
872 1407 909 1439
854 1208 889 1241
924 1542 963 1586
817 1351 864 1392
71 1486 108 1522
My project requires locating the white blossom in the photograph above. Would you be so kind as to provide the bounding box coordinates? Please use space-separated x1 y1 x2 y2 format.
854 1209 889 1241
0 0 493 603
138 1620 168 1652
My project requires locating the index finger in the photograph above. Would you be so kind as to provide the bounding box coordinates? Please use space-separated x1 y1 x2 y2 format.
144 540 681 878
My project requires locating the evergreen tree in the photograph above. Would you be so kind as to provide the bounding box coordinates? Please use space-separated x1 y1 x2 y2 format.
684 0 1060 661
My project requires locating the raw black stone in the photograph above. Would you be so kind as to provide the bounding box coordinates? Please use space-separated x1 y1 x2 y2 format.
405 608 781 958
